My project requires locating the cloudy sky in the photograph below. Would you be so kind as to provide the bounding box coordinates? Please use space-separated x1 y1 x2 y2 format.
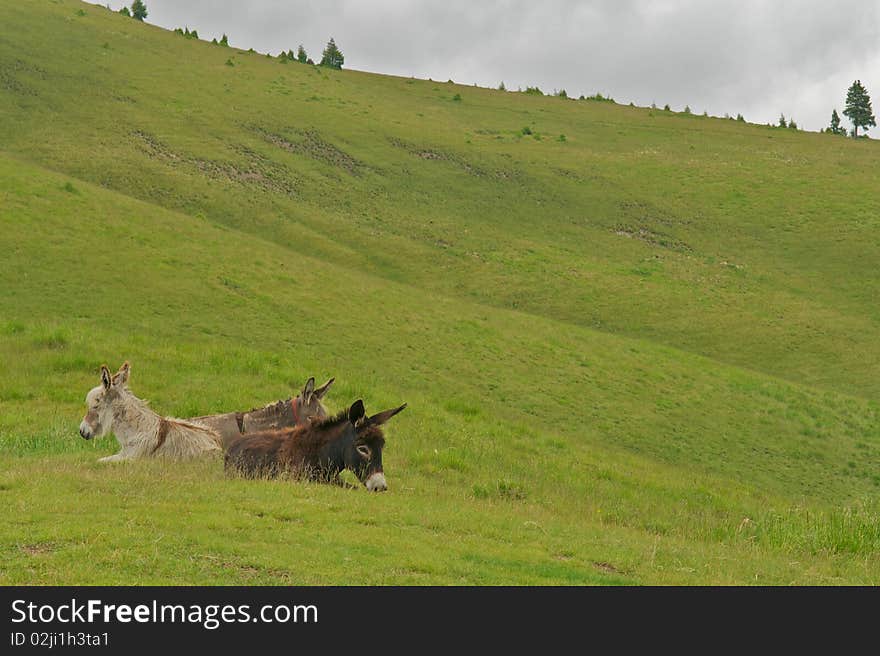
96 1 880 132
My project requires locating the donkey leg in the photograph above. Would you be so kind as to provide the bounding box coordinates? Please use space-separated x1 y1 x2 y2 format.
98 452 128 463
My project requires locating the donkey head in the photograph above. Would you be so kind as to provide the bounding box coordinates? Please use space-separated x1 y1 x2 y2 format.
291 376 334 425
79 361 130 440
343 399 407 492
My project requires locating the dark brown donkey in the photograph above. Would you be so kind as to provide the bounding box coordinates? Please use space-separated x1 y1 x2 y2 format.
190 377 334 448
225 399 406 492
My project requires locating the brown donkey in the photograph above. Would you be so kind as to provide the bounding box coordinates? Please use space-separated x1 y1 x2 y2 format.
225 399 406 491
190 377 334 448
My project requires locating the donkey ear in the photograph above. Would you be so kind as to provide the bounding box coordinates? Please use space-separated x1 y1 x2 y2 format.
367 403 407 427
112 361 130 386
314 377 335 400
100 365 112 390
348 399 366 425
301 377 316 399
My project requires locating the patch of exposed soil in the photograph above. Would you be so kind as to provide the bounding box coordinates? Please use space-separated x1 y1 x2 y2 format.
613 225 692 252
253 126 362 176
0 59 41 96
388 136 519 181
619 200 694 228
131 130 297 196
20 542 56 556
592 561 623 574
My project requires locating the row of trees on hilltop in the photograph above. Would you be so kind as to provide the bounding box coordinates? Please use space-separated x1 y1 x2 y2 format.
825 80 876 137
506 79 875 136
770 81 875 136
280 45 312 64
278 39 344 69
116 4 873 135
778 115 798 130
118 1 147 20
120 1 345 69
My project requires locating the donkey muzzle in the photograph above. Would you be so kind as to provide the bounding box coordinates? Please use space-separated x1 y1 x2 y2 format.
365 472 387 492
79 421 93 440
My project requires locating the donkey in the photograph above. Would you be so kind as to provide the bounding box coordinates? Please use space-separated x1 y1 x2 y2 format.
188 377 334 448
79 362 222 462
224 399 406 491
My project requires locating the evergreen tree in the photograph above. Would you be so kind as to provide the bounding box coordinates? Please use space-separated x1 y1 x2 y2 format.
736 114 745 122
498 81 506 91
778 114 787 128
788 119 798 130
296 45 308 63
829 109 845 135
843 79 876 137
118 6 130 16
130 0 147 21
319 38 344 69
219 34 229 47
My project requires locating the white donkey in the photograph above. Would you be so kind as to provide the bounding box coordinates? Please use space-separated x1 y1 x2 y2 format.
79 362 221 462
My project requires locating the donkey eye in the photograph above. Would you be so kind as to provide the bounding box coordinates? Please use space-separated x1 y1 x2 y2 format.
356 445 371 459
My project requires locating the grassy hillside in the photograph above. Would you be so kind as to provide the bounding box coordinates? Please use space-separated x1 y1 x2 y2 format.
0 0 878 584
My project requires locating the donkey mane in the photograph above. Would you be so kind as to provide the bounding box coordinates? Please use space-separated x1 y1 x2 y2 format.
248 398 290 414
273 412 388 466
190 377 334 448
276 408 354 460
312 407 355 430
229 407 352 453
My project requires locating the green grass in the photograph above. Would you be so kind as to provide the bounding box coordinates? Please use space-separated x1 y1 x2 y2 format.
0 0 879 584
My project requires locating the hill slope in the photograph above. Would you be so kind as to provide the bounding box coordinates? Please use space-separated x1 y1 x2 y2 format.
0 0 878 584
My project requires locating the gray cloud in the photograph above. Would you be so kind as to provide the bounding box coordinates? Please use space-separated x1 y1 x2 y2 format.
96 1 880 131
